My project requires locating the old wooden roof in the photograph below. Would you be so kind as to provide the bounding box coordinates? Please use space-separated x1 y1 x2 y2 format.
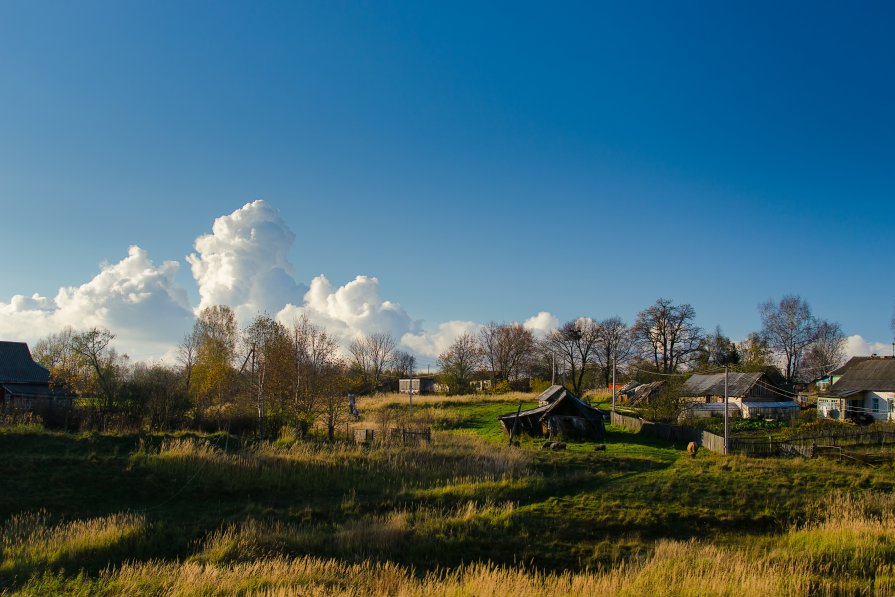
681 372 765 398
823 357 895 397
535 384 574 406
498 390 602 424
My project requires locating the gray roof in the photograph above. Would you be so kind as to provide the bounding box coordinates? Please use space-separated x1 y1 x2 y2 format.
536 384 574 406
681 372 765 398
0 342 51 384
625 381 665 405
823 357 895 397
499 390 602 423
829 356 876 377
2 383 70 399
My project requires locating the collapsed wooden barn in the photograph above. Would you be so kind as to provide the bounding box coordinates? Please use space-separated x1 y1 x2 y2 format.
497 385 604 441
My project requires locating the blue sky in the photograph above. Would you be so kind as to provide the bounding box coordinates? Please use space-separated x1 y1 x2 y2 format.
0 1 893 361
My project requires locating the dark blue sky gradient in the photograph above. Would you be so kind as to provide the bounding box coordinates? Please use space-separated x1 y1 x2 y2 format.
0 1 892 342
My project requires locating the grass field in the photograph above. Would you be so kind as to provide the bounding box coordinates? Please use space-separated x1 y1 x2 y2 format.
2 393 895 595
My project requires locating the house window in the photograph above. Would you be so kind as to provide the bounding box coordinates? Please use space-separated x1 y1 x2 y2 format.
873 397 880 413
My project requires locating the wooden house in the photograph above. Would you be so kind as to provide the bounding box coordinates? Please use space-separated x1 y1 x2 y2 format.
497 386 604 441
817 356 895 422
0 341 72 413
680 372 799 420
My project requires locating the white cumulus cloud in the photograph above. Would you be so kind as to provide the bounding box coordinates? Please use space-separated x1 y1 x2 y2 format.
523 311 559 337
0 246 193 359
401 320 482 358
187 200 307 321
277 274 415 342
844 335 893 359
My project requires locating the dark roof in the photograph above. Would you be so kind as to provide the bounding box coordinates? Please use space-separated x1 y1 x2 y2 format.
499 391 602 424
536 384 574 406
0 342 51 384
681 372 765 398
829 356 880 378
2 383 71 399
823 358 895 397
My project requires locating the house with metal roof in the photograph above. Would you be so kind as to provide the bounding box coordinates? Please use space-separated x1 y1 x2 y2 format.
817 356 895 422
680 372 799 420
0 341 72 412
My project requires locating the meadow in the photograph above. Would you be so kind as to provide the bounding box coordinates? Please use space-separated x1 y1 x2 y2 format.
2 392 895 595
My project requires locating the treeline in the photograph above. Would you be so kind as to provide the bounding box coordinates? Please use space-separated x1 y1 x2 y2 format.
33 308 354 437
437 294 848 397
26 294 846 435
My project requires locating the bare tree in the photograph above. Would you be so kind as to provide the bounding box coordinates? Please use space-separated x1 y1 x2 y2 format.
592 317 635 387
759 295 819 383
479 322 535 384
286 315 344 438
349 332 396 394
801 320 846 381
437 333 482 395
544 319 601 396
177 330 200 395
633 299 703 373
390 350 416 380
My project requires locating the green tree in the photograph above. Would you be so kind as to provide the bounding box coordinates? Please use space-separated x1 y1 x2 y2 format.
190 305 238 429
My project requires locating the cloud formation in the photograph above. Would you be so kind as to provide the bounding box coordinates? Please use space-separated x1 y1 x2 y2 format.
0 246 193 359
845 335 894 359
0 200 567 362
523 311 559 337
187 200 307 321
277 274 415 342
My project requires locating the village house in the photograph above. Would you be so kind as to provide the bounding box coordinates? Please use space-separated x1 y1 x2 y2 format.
0 341 73 413
680 371 799 420
817 356 895 422
497 385 604 441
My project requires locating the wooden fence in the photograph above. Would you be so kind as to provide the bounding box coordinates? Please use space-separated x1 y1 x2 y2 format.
611 411 895 458
353 427 431 446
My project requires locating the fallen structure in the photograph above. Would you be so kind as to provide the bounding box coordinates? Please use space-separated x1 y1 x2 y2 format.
498 385 604 441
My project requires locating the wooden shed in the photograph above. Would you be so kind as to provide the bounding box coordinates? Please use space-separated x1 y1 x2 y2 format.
498 388 604 441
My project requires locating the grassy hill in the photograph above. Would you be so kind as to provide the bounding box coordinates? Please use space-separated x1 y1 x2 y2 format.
1 393 894 595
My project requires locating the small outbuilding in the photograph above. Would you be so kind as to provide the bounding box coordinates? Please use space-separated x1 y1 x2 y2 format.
620 381 666 405
498 386 604 441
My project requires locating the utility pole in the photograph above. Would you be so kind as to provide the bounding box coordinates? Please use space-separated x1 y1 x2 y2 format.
551 352 556 385
723 364 729 455
611 353 617 413
408 358 414 417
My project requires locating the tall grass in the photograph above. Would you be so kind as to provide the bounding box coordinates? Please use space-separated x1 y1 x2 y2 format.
131 434 529 496
9 491 895 595
0 511 146 583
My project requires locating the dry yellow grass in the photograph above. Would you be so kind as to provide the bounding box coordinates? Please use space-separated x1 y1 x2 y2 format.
9 491 895 596
7 426 895 596
357 391 536 411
